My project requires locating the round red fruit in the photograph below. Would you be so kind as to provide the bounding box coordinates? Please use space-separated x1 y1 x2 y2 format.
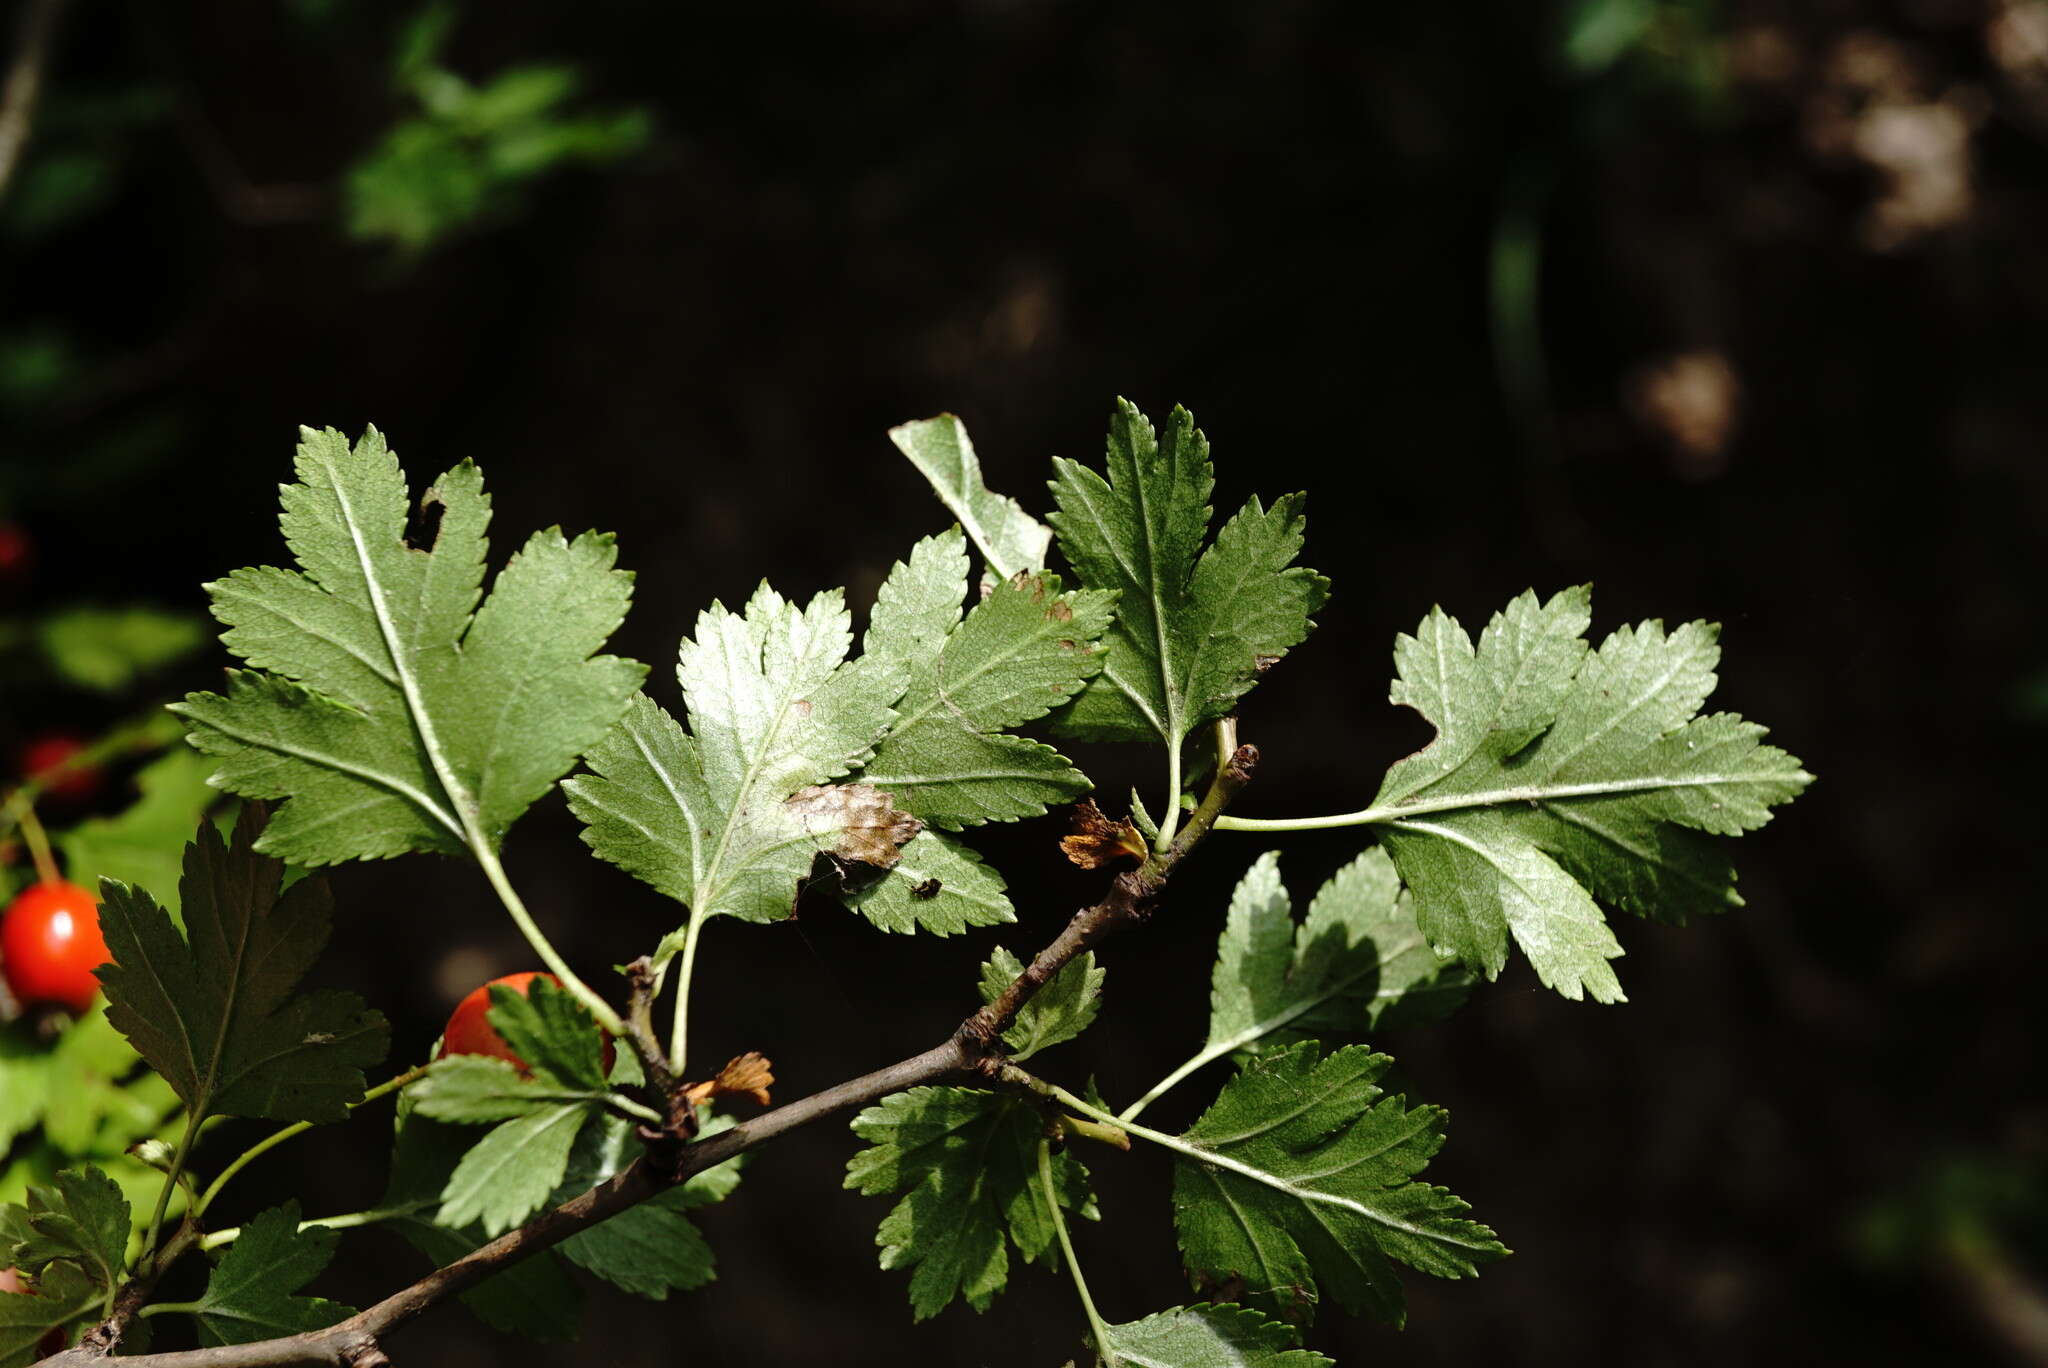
0 522 29 583
1 879 108 1014
19 734 97 802
439 972 615 1076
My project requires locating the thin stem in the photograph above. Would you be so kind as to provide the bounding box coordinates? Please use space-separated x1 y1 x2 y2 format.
608 1094 663 1125
1119 1045 1228 1124
11 796 58 885
141 1112 199 1272
200 1201 433 1253
138 1302 200 1320
1212 767 1813 834
1040 1138 1116 1365
196 1065 428 1217
1153 743 1184 852
667 906 709 1075
471 847 623 1037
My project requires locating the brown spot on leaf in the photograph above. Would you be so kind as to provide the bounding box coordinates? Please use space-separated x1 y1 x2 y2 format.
682 1051 774 1109
793 699 813 717
912 878 941 899
1045 600 1073 622
1060 800 1148 869
787 783 921 868
1254 654 1283 673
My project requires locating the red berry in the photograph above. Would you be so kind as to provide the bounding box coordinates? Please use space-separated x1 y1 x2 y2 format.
18 734 96 803
1 880 109 1014
0 523 28 583
439 972 615 1076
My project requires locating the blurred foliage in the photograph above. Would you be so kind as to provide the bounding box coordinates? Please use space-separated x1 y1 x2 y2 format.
1856 1150 2048 1273
345 3 651 252
1561 0 1730 112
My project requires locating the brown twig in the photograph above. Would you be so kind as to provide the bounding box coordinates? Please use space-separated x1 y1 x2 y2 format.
52 734 1259 1367
0 0 68 202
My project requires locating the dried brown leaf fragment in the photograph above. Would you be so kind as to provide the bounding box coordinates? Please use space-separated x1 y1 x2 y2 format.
1060 799 1147 869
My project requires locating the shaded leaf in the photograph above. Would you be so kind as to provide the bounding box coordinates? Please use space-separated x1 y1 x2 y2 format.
8 1166 127 1294
845 1088 1095 1320
382 1108 581 1340
0 1262 96 1368
1172 1042 1505 1327
188 1203 353 1346
96 809 388 1125
1206 851 1469 1064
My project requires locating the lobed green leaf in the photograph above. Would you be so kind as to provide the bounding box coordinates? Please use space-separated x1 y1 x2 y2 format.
187 1203 353 1346
1366 588 1812 1001
175 427 645 866
845 1087 1095 1320
1171 1042 1505 1327
95 808 388 1126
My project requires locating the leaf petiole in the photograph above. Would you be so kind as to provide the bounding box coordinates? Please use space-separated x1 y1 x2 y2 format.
199 1200 434 1253
1039 1138 1118 1367
195 1064 429 1217
1212 766 1819 834
473 846 624 1037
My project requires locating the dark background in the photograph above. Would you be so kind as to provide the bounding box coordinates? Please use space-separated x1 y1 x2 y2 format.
3 1 2045 1364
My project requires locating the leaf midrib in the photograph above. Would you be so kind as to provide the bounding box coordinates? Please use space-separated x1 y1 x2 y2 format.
311 449 474 848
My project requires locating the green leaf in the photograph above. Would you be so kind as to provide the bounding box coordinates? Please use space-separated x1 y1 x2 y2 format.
567 582 1003 950
889 416 1051 578
9 1166 128 1294
0 1262 96 1368
484 975 609 1091
976 947 1105 1062
857 530 1116 828
40 1006 179 1155
174 427 646 866
1367 588 1812 1002
0 1034 49 1153
1047 400 1327 748
37 606 205 693
551 1112 742 1300
1095 1302 1334 1367
839 829 1010 935
845 1087 1095 1320
1207 851 1469 1063
188 1202 354 1346
56 748 218 922
435 1104 586 1237
96 808 389 1125
1171 1042 1504 1327
404 1055 608 1124
382 1109 581 1340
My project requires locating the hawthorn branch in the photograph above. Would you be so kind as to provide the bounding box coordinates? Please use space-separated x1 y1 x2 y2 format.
56 735 1259 1367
